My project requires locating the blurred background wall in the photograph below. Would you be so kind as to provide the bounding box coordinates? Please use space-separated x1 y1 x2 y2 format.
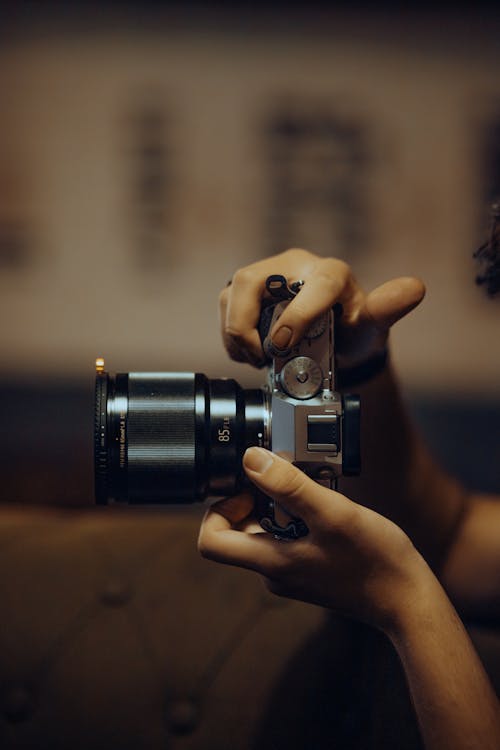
1 2 499 504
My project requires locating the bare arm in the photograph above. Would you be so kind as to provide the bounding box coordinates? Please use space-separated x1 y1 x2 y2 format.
389 571 500 750
340 364 500 618
339 363 468 571
440 495 500 621
390 565 500 750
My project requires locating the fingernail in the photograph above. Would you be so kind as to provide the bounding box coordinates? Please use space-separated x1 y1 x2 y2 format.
271 325 293 351
244 447 274 474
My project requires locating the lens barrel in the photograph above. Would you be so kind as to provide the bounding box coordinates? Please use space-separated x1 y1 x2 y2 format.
94 372 266 505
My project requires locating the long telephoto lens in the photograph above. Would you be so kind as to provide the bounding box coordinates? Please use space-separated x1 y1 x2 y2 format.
94 371 268 504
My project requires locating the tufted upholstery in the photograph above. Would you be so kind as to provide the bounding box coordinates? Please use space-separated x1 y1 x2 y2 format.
0 506 333 749
0 505 498 749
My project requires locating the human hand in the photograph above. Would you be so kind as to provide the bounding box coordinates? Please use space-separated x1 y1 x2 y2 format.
220 248 425 370
198 447 424 632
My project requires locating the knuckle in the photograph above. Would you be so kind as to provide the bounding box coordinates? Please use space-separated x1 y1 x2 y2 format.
319 257 350 278
218 287 229 306
197 534 213 560
287 472 310 501
282 246 310 259
285 298 310 324
225 326 250 346
280 247 315 266
315 274 342 301
232 267 255 287
317 261 352 295
224 338 249 363
272 464 309 501
330 497 360 536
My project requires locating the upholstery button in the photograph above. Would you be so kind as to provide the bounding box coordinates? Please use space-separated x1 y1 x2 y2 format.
166 698 200 734
99 577 133 606
3 685 35 723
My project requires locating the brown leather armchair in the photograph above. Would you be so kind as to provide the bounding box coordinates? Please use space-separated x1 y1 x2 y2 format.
0 506 331 749
0 505 498 750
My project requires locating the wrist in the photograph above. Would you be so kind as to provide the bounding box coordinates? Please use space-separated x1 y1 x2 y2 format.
383 554 442 642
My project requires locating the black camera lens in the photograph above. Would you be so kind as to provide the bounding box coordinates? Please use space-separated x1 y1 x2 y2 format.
94 371 267 505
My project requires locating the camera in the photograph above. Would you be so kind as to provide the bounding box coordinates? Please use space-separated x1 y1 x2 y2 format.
94 275 360 538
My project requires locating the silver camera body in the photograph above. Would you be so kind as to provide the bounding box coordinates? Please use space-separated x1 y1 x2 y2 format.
94 274 359 540
261 276 360 492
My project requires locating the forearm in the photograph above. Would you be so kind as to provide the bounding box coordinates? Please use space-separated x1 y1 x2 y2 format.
340 360 467 569
440 494 500 621
387 559 500 750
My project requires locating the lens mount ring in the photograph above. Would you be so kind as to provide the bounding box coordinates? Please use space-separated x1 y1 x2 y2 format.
94 372 109 505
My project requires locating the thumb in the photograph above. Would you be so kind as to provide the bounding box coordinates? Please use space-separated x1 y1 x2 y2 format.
364 276 425 330
243 447 333 524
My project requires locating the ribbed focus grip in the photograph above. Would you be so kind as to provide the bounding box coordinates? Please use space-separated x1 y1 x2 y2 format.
127 373 198 502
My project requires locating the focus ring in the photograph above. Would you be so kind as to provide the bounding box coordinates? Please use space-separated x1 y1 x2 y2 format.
126 373 197 502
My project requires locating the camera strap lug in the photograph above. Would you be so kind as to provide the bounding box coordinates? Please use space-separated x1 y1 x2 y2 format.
265 274 304 300
259 275 305 360
255 490 309 541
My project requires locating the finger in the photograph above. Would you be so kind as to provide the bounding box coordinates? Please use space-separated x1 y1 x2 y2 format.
363 277 425 331
269 258 361 349
207 493 283 535
207 493 256 527
224 268 268 361
219 286 258 364
198 497 285 573
223 249 318 364
218 285 229 341
243 447 346 525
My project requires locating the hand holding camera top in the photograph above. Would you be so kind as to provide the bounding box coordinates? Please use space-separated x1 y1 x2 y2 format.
219 249 485 581
221 248 426 372
221 248 456 561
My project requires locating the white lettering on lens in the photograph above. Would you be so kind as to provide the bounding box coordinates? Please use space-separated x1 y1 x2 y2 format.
119 413 126 468
218 417 231 442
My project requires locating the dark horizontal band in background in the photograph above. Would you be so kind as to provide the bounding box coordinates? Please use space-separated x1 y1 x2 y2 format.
0 381 498 505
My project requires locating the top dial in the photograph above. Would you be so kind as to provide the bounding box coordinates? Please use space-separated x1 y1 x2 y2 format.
279 356 323 399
